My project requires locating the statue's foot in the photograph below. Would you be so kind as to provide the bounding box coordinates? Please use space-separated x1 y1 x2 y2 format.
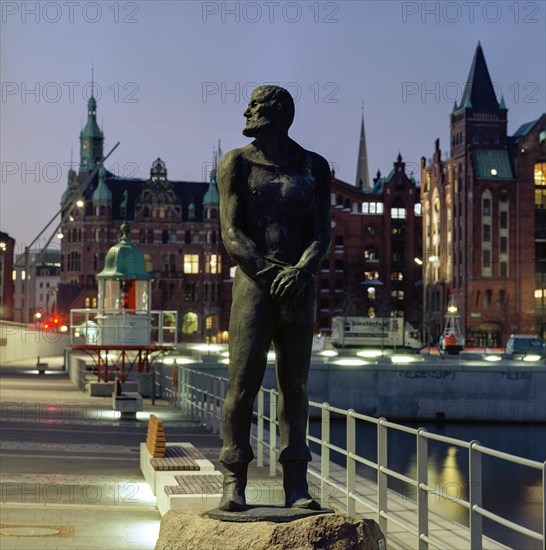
282 460 321 510
287 495 321 510
219 494 247 512
219 462 248 512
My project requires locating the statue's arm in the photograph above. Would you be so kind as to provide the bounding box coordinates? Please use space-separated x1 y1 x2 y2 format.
218 151 281 289
270 154 331 302
294 154 332 274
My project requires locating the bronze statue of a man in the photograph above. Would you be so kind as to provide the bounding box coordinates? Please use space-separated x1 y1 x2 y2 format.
217 85 331 512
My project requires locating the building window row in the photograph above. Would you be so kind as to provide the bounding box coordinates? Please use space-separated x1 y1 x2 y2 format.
362 202 384 215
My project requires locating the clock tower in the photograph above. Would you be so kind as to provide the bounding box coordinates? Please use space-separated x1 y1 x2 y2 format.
79 93 104 173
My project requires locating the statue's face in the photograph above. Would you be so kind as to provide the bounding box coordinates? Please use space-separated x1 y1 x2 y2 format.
242 90 278 137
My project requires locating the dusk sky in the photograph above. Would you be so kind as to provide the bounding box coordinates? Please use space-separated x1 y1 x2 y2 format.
1 0 545 252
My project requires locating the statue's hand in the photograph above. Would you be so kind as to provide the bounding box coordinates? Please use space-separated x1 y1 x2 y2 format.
270 267 309 303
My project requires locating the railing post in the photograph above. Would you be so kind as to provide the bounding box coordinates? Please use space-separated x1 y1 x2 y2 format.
200 374 206 425
321 404 330 507
416 428 429 550
257 390 264 467
178 366 185 412
218 378 226 439
346 409 356 516
542 461 545 550
207 376 214 429
269 391 277 477
469 440 483 550
377 418 388 535
158 311 164 345
211 378 219 435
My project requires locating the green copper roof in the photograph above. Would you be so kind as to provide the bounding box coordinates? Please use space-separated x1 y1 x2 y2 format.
80 95 104 140
473 150 514 180
203 169 219 205
92 166 112 202
97 223 151 280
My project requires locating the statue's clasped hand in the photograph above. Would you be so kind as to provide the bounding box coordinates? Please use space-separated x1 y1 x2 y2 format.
270 267 311 303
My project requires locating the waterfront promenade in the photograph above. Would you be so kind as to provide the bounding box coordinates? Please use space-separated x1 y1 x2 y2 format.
0 355 537 549
0 356 219 549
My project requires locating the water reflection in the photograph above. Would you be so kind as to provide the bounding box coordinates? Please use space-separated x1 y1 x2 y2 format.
308 420 544 550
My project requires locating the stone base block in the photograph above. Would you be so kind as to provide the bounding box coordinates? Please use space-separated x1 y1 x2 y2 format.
155 509 387 550
157 472 224 516
140 442 216 496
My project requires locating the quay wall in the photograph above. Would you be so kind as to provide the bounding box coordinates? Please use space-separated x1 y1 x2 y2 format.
181 359 546 422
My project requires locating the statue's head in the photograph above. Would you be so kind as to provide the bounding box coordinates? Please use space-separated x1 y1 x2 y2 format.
243 85 295 137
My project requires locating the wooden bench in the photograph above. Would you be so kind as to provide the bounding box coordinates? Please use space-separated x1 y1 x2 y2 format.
157 473 224 516
140 415 215 496
146 414 166 457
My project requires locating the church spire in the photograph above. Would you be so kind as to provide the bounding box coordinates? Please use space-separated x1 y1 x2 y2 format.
355 103 370 189
460 42 499 110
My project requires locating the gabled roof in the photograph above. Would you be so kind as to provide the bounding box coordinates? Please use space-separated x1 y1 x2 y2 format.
460 43 499 111
512 119 540 138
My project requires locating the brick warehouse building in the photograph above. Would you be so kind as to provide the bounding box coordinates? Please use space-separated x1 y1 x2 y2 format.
323 155 422 333
421 43 546 346
58 93 226 342
57 94 424 341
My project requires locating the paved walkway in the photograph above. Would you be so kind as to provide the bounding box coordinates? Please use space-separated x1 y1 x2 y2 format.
0 356 221 550
0 355 518 549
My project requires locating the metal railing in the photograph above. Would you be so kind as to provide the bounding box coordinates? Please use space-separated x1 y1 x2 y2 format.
69 308 178 346
176 365 545 550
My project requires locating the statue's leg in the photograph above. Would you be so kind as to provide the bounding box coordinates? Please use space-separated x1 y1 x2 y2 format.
219 273 274 510
273 290 320 510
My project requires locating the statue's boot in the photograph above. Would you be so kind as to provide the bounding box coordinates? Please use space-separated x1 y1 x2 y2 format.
219 462 248 512
282 460 321 510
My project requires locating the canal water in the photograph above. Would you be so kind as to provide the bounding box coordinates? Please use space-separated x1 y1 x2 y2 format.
307 420 545 549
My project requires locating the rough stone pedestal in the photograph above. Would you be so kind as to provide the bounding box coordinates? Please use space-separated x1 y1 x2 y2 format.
155 509 386 550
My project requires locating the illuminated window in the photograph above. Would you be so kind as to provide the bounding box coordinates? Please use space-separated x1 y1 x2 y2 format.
205 315 218 332
367 287 376 301
205 254 222 274
183 254 199 274
143 253 153 272
364 247 378 260
364 271 379 280
182 312 198 334
391 207 406 219
362 202 383 215
414 203 422 216
534 162 546 207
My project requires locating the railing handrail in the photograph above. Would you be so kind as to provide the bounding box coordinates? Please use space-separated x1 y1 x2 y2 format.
176 365 545 550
